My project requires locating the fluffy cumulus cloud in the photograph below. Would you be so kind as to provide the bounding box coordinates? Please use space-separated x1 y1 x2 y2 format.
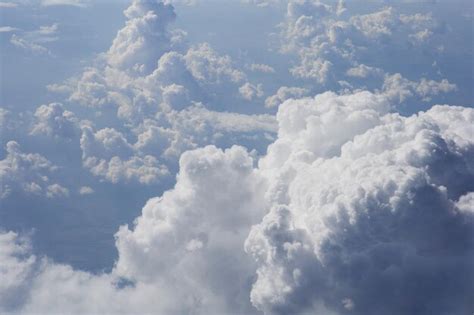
106 0 178 74
276 0 455 103
41 0 275 185
240 82 264 101
114 145 267 313
30 103 79 139
246 92 474 315
0 141 68 199
265 86 310 108
80 125 169 184
1 90 473 314
1 0 472 314
0 146 266 314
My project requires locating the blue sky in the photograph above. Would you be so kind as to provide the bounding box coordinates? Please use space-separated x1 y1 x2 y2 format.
0 1 473 314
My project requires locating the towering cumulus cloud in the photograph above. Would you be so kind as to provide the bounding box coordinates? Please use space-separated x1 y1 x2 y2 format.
245 92 474 314
107 0 177 73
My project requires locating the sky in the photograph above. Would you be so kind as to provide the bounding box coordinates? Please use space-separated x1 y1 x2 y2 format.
0 0 473 314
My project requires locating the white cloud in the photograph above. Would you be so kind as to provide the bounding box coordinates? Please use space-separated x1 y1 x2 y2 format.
279 0 449 92
114 145 267 312
290 56 332 83
1 91 473 314
41 0 89 7
10 23 59 55
10 34 49 55
456 192 474 214
184 43 246 85
248 63 276 73
46 183 69 198
0 145 268 314
0 231 35 312
382 73 457 103
1 1 471 313
0 141 67 199
0 26 17 32
265 86 309 108
106 0 178 74
242 0 280 8
246 92 474 314
0 2 17 8
350 6 395 38
80 126 169 185
38 0 276 186
239 82 264 101
30 103 79 139
78 186 94 195
346 64 382 78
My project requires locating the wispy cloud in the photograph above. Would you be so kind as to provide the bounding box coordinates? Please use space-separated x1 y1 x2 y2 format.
41 0 89 7
10 23 59 55
0 26 18 32
0 2 17 8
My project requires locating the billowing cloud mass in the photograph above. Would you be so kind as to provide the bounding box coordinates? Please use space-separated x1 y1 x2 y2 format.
1 0 472 314
246 92 474 315
1 89 473 314
39 0 276 185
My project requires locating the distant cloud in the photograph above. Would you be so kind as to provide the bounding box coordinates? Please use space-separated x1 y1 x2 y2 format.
10 23 59 55
41 0 89 7
248 63 276 73
0 26 18 32
78 186 94 195
265 86 309 108
239 82 264 101
0 2 17 8
0 141 68 199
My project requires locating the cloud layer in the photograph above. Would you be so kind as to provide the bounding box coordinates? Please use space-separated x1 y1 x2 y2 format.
0 0 472 314
2 89 473 314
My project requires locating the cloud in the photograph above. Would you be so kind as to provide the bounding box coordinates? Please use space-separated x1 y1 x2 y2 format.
106 0 178 74
184 43 246 85
346 64 382 78
265 86 309 108
0 145 267 314
2 90 472 315
0 26 18 33
30 103 79 140
239 82 264 101
246 92 474 315
248 63 276 74
10 35 50 55
278 0 451 96
0 2 17 8
1 1 471 314
80 126 169 184
0 231 35 312
40 0 89 7
114 145 267 312
0 141 68 199
78 186 94 195
40 0 275 185
382 73 457 103
10 24 59 55
242 0 280 8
